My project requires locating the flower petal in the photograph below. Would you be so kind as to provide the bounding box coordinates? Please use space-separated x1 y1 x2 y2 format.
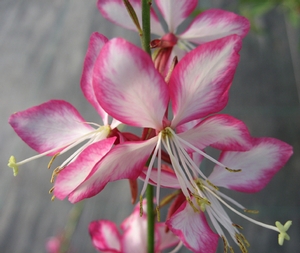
121 207 148 253
54 137 116 200
166 201 219 253
97 0 164 35
93 38 169 129
89 220 121 253
155 0 197 33
9 100 94 154
170 35 242 127
178 114 252 151
209 137 293 192
81 32 109 123
179 9 250 44
155 223 180 251
68 137 158 203
140 165 180 189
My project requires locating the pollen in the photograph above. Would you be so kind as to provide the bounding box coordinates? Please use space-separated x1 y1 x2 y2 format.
47 153 60 169
226 167 242 173
156 206 160 222
139 195 144 217
8 156 19 176
244 208 259 214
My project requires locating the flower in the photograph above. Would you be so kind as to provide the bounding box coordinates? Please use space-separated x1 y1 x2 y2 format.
66 35 255 206
142 137 293 252
8 33 120 201
97 0 250 74
89 200 180 253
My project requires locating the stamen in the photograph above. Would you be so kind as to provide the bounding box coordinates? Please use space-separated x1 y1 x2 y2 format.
50 167 60 183
47 153 60 169
206 180 219 190
244 209 259 214
232 223 243 230
235 233 248 253
239 233 250 247
221 235 228 253
49 186 54 194
225 167 242 173
192 193 211 212
156 206 160 222
139 195 143 217
229 246 234 253
51 195 55 201
186 197 199 212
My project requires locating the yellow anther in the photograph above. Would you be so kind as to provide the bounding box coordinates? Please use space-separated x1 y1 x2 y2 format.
50 167 60 183
221 235 228 253
156 206 160 222
232 223 243 230
51 195 56 201
139 195 144 217
229 246 234 253
49 186 54 194
186 197 199 212
244 209 259 214
206 180 219 191
235 233 249 253
8 156 19 176
226 167 242 173
47 153 60 169
195 178 204 191
276 220 292 246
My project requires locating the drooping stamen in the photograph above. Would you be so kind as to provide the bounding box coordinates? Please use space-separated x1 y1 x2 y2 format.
47 153 60 169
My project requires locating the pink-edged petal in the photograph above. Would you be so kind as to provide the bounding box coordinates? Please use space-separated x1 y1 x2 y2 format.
179 9 250 44
93 38 168 129
89 220 121 253
140 166 180 189
81 32 109 123
178 114 252 151
209 137 293 193
166 201 219 253
54 137 116 200
68 137 158 203
155 223 180 251
170 35 242 128
97 0 164 35
155 0 197 33
121 208 148 253
9 100 94 154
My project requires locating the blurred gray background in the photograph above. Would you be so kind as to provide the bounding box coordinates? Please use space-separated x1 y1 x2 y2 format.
0 0 299 252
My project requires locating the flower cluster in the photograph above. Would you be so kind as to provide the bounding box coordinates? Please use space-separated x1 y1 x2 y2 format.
8 1 293 253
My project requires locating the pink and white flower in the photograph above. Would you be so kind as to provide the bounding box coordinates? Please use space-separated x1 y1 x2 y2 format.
142 138 292 252
8 33 120 200
97 0 250 74
89 200 180 253
66 35 255 205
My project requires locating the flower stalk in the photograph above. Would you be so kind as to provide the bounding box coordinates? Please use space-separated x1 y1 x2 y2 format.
141 1 155 252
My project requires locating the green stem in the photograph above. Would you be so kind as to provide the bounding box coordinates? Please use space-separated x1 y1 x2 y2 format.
146 185 155 253
59 201 85 253
141 1 154 253
141 0 152 55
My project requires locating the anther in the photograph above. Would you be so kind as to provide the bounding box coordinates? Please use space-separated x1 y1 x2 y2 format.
232 223 243 230
229 246 234 253
49 186 54 194
244 209 259 214
186 197 199 212
226 167 242 173
206 180 219 190
221 235 228 253
156 206 160 222
51 196 55 201
50 167 60 183
47 153 60 169
139 195 143 217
